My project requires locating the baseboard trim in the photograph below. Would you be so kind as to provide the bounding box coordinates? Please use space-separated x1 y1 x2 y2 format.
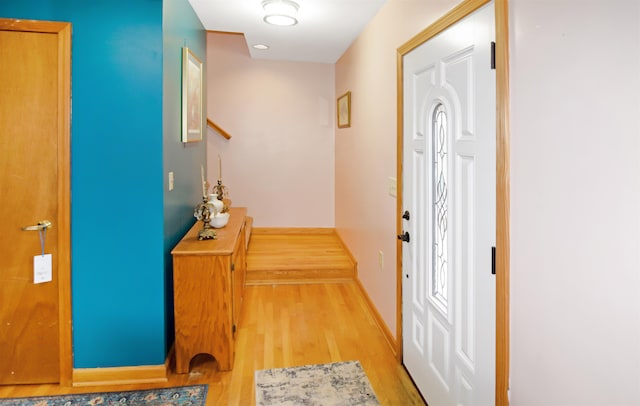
72 364 167 387
334 230 395 355
354 277 398 357
252 227 335 235
333 230 358 271
246 277 354 286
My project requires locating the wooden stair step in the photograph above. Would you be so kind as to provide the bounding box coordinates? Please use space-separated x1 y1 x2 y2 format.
245 228 356 285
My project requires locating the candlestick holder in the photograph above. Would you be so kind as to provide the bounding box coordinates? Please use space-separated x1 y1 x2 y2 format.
212 180 230 213
193 196 217 240
212 180 228 200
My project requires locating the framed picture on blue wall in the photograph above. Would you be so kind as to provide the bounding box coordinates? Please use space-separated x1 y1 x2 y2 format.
182 47 203 143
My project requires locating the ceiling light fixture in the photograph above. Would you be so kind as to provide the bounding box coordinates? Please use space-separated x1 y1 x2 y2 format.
252 44 270 50
262 0 299 26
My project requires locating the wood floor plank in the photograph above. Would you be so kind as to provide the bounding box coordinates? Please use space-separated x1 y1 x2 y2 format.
246 230 357 283
1 229 423 405
0 283 425 405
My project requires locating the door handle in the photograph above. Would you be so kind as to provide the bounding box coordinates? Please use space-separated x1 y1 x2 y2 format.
397 231 410 243
22 220 52 231
402 210 410 220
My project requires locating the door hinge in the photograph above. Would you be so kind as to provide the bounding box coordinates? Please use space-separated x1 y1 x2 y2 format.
231 263 235 272
491 246 496 275
491 41 496 70
397 231 410 243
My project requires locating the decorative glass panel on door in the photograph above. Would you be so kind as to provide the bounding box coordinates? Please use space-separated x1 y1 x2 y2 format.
431 103 448 311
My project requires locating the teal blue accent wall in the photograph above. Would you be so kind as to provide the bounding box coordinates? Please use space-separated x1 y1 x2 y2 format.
162 0 207 352
0 0 205 368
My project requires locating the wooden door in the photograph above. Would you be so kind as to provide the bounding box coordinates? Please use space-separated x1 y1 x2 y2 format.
401 3 496 405
0 19 71 385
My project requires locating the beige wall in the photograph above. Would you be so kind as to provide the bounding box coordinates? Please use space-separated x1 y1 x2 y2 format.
206 32 335 227
335 0 461 340
207 0 640 403
509 0 640 403
338 0 640 404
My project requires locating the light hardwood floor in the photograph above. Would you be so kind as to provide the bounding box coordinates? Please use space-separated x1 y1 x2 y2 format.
246 228 356 284
0 231 426 405
0 283 425 405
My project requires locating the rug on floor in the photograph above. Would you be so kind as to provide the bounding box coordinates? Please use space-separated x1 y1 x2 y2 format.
0 384 207 406
255 360 380 406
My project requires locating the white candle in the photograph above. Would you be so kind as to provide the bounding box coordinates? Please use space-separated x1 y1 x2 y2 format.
201 165 206 197
218 155 222 181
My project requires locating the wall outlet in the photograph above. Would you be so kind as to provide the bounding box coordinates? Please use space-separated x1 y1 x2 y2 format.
378 250 384 270
168 171 174 191
388 177 397 197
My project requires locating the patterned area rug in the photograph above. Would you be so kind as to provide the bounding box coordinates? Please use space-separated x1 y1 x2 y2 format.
255 360 380 406
0 384 207 406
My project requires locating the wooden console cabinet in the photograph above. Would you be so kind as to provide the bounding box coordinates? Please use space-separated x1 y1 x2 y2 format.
171 207 247 373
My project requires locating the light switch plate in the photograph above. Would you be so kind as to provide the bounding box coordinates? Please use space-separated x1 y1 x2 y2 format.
388 177 397 197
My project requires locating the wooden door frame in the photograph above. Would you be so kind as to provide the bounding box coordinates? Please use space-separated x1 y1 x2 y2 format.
395 0 510 404
0 18 72 386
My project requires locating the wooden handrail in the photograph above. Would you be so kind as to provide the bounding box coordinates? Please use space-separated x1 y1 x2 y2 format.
207 118 232 140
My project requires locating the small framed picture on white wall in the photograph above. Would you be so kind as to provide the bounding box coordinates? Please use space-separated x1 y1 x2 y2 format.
337 91 351 128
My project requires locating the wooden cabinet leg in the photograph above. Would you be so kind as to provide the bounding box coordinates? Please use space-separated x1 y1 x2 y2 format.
175 350 189 374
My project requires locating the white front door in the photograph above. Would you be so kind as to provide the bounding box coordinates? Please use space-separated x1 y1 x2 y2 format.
401 3 496 405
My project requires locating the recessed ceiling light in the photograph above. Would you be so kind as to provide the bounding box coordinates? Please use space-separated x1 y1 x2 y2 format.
262 0 299 26
252 44 270 50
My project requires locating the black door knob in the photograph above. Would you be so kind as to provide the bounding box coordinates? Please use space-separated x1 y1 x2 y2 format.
402 210 410 221
397 231 410 243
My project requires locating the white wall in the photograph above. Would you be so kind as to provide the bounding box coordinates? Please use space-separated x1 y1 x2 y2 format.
335 0 461 342
207 0 640 403
206 33 335 227
510 0 640 404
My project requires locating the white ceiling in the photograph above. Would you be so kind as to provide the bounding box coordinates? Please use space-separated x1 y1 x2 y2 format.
188 0 388 63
